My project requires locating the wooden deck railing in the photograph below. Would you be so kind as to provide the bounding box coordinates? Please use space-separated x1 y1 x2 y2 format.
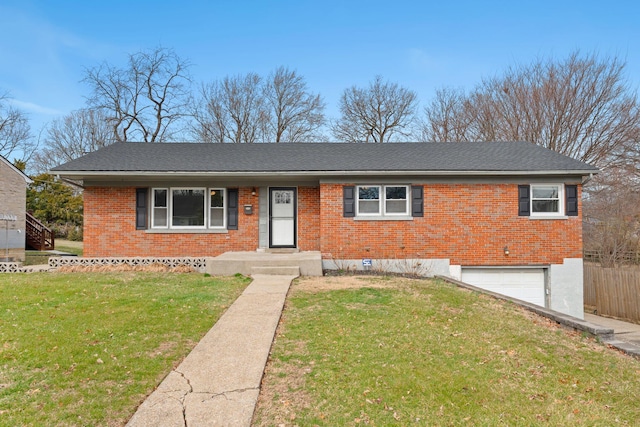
25 212 54 251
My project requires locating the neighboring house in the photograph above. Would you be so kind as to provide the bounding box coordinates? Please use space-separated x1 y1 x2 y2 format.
0 154 32 262
52 142 597 318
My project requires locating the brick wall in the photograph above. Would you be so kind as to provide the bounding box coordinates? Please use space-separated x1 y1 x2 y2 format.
85 182 583 265
297 186 320 251
319 183 583 266
84 187 259 257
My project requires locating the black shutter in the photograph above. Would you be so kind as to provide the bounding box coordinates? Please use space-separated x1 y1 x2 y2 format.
565 184 578 216
343 186 355 217
518 185 530 216
136 188 147 230
227 189 239 230
411 185 424 217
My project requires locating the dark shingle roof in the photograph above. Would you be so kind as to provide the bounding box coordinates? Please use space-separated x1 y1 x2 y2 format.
51 141 597 175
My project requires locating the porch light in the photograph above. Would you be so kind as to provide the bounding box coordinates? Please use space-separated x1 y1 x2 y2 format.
251 188 257 196
504 246 510 256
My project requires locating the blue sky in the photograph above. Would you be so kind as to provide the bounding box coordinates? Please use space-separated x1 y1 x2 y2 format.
1 0 639 137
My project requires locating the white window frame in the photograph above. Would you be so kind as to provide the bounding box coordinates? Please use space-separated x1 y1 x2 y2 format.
356 185 410 217
170 187 207 229
530 184 564 217
151 188 169 229
151 187 228 230
208 188 226 229
383 185 410 216
356 185 382 216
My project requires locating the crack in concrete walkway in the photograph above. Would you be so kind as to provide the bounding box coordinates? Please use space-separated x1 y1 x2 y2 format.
126 274 296 427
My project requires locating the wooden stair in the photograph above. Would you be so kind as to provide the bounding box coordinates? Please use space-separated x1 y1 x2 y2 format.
25 212 55 251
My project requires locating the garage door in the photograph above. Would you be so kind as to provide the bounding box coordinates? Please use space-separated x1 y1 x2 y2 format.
461 268 546 307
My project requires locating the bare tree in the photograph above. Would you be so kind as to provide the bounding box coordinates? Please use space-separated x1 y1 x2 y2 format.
84 47 191 142
192 73 268 143
422 51 640 168
421 87 472 142
583 165 640 267
0 92 32 160
263 66 325 142
332 76 418 143
31 109 115 173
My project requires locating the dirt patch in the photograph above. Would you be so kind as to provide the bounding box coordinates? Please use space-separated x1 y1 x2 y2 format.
147 341 178 358
254 340 313 426
293 275 420 294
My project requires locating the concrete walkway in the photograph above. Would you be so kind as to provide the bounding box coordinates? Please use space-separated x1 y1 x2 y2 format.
584 313 640 356
126 274 296 427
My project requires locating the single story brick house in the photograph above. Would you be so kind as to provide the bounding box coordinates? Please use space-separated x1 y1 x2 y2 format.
52 141 597 318
0 154 32 262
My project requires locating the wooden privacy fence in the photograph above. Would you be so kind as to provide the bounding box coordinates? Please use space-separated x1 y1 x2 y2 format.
584 264 640 323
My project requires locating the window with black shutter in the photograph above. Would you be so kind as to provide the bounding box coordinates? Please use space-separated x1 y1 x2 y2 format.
227 189 239 230
343 186 355 217
518 185 530 216
565 185 578 216
136 188 148 229
411 185 423 217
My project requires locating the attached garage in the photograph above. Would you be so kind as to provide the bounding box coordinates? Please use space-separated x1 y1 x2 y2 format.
461 267 547 308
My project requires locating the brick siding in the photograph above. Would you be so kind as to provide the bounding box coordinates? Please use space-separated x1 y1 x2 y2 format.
319 183 582 265
84 185 322 257
85 182 582 265
84 187 259 257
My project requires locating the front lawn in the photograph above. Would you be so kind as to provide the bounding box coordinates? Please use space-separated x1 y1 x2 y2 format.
0 272 249 426
254 276 640 426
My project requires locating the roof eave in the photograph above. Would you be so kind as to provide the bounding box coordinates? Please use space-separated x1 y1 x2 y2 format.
53 169 598 179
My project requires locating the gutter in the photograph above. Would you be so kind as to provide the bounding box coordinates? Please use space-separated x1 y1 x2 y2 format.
51 169 600 180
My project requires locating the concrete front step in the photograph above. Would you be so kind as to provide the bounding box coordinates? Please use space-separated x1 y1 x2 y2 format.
251 266 300 276
206 251 323 277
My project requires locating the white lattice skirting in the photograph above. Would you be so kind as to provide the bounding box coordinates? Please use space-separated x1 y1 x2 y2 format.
0 258 209 273
0 262 22 273
48 257 209 272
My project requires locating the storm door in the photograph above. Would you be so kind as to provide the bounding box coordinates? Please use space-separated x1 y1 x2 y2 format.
269 187 297 248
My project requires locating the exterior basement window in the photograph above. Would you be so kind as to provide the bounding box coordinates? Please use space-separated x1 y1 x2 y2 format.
356 185 410 217
151 187 226 229
531 184 563 216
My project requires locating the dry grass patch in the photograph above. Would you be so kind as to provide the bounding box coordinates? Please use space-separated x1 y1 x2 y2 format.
0 272 250 426
254 276 640 426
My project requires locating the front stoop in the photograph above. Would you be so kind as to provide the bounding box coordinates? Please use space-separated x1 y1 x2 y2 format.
252 266 300 276
206 251 322 277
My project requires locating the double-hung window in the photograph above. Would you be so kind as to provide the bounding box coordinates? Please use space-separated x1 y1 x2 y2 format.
151 187 226 229
209 188 225 228
152 189 169 228
531 184 563 216
356 185 410 217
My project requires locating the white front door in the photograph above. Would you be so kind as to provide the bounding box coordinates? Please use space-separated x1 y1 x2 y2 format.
269 187 297 248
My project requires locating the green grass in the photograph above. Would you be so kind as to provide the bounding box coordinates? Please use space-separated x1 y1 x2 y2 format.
55 240 83 257
0 272 250 426
254 277 640 426
24 239 84 266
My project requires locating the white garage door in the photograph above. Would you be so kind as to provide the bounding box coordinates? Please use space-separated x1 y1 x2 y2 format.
461 268 546 307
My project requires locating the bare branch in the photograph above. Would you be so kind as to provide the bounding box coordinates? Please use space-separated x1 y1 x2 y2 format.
263 66 326 142
31 109 115 173
83 47 192 142
333 76 418 143
0 92 33 161
421 51 640 168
